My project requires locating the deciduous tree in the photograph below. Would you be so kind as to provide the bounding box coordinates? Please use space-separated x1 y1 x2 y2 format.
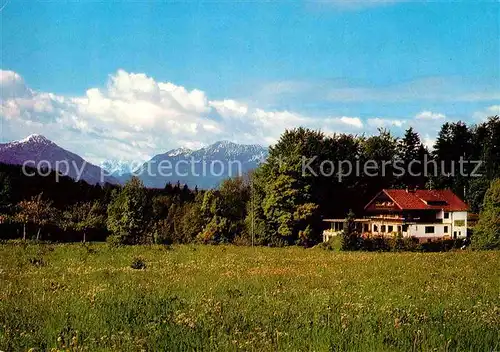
107 177 150 244
472 178 500 249
15 194 55 240
62 202 105 242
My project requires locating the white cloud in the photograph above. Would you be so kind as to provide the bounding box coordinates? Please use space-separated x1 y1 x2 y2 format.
472 105 500 122
324 77 500 103
0 70 32 99
487 105 500 114
5 69 487 165
339 116 363 128
0 70 23 85
415 110 446 120
209 99 248 118
367 118 405 128
483 105 500 117
421 135 436 151
251 76 499 110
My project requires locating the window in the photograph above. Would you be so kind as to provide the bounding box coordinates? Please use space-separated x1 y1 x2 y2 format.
454 220 465 227
398 226 402 233
381 225 386 233
444 212 449 219
388 225 393 232
364 224 369 232
444 226 448 233
425 226 435 234
402 224 409 232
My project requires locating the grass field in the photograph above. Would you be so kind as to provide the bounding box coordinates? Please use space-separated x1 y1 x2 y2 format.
0 243 499 351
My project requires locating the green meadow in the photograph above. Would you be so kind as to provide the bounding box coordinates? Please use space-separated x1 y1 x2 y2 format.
0 243 499 351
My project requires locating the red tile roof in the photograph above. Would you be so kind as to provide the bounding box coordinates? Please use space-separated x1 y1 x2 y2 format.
367 189 469 211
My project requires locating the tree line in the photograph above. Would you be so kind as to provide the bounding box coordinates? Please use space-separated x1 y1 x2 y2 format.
0 116 499 249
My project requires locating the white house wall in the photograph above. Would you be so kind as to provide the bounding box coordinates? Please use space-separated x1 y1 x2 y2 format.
405 224 448 238
450 211 467 239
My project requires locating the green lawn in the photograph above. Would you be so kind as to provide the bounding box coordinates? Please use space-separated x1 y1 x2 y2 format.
0 243 499 351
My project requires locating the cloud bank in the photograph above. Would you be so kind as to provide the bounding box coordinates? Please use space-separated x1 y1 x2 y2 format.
1 69 497 165
1 69 375 164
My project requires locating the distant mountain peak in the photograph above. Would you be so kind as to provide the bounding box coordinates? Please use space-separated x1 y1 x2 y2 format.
199 140 267 160
100 159 139 176
131 141 269 189
18 134 53 145
0 135 117 185
213 140 236 147
203 140 262 150
167 147 193 157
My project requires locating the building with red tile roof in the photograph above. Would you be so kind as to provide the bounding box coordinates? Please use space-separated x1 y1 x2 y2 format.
324 188 469 243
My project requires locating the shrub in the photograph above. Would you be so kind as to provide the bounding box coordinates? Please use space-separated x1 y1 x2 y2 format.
340 210 362 251
402 236 420 251
359 236 458 252
362 236 389 252
472 178 500 250
417 239 465 252
267 236 287 247
28 257 45 267
233 234 253 246
387 233 405 251
319 235 341 251
130 257 146 270
152 220 174 245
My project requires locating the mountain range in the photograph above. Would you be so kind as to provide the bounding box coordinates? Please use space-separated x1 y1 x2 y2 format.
121 140 268 188
0 135 268 188
0 134 118 185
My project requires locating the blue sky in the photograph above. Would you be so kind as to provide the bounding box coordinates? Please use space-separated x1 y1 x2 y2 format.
1 0 499 164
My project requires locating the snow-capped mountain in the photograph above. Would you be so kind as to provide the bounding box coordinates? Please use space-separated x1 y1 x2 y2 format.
0 134 118 185
0 136 267 188
125 141 268 188
100 159 140 176
194 141 267 163
166 147 193 157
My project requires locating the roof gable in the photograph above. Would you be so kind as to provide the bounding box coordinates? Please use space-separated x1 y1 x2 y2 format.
364 191 401 211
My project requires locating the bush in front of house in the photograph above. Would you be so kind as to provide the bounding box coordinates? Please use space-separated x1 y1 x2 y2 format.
417 238 465 252
341 235 466 252
319 235 342 251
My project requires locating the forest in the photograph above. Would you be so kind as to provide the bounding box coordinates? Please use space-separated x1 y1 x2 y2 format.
0 116 499 249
